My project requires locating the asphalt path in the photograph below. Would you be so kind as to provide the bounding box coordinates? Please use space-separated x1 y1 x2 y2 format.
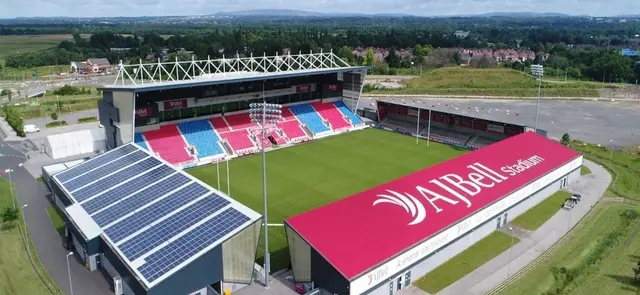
0 140 112 295
362 96 640 147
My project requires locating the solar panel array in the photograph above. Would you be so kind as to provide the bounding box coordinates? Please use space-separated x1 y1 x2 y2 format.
53 143 258 288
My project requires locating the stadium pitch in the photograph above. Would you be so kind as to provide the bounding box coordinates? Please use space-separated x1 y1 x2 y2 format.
187 128 467 271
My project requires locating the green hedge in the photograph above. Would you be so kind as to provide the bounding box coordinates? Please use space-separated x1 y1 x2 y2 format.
2 105 25 137
45 121 67 128
77 116 97 123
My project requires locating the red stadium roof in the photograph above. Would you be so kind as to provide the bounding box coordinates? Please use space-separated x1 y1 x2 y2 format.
286 131 581 281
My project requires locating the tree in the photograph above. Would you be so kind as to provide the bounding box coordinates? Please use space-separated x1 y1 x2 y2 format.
51 112 58 121
561 133 571 144
385 47 401 69
1 207 18 223
362 49 375 67
453 52 462 65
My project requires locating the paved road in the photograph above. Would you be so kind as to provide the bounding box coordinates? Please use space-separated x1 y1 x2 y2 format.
434 160 610 295
24 109 99 132
0 140 112 295
362 96 640 147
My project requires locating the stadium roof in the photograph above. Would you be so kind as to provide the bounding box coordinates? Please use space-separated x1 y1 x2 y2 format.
52 144 261 289
101 51 368 92
286 132 581 281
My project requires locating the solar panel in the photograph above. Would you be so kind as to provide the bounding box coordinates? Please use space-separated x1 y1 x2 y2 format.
72 157 162 202
137 208 250 283
63 150 149 192
104 182 216 242
116 195 230 260
56 145 138 183
91 173 191 226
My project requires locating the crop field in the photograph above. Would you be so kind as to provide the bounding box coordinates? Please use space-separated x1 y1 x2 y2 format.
0 34 79 63
187 128 467 271
368 67 603 97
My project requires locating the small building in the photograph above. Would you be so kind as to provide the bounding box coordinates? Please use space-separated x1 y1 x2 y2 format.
87 58 113 73
70 61 87 74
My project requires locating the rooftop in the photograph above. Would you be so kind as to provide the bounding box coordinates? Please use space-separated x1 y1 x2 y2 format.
286 132 581 282
102 51 366 92
52 143 261 289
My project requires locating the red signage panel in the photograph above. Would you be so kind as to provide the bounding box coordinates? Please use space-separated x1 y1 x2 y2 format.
135 107 153 118
323 84 342 92
296 84 312 93
163 99 188 110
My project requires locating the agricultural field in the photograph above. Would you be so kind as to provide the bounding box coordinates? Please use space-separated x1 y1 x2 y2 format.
0 34 78 64
4 87 100 119
367 67 604 97
187 128 467 271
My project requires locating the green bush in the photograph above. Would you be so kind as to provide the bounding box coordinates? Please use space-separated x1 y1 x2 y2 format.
2 105 25 137
77 116 97 123
52 85 91 96
45 121 68 128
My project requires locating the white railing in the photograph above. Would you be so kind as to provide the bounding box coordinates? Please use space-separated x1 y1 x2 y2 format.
113 50 351 86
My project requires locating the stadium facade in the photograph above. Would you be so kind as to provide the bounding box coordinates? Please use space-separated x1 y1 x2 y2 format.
285 132 583 295
45 143 262 295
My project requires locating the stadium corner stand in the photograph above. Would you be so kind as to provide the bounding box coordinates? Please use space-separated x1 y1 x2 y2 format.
285 131 583 295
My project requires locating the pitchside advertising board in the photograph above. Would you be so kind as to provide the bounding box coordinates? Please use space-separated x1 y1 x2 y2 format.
286 132 582 295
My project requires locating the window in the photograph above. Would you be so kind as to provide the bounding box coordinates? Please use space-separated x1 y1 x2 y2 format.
404 271 411 287
496 216 502 229
389 281 394 295
397 276 403 290
503 213 508 226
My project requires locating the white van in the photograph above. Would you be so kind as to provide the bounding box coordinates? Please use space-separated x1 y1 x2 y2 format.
24 124 40 134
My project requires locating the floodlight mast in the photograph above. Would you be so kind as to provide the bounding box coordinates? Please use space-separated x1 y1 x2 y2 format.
531 65 544 132
249 82 283 288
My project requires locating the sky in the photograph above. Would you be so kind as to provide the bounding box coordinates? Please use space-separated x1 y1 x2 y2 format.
1 0 639 18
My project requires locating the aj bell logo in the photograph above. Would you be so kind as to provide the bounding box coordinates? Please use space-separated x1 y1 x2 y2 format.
372 157 545 226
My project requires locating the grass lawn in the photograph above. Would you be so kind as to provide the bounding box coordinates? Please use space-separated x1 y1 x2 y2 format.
0 179 53 294
414 231 519 293
571 141 640 200
581 165 592 175
511 191 571 231
367 67 601 97
45 206 65 236
187 128 466 272
5 93 100 120
497 203 640 295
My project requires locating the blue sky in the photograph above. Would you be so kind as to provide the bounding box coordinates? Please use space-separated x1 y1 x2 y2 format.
1 0 638 18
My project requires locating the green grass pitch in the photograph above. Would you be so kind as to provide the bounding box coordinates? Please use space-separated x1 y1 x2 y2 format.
187 128 467 272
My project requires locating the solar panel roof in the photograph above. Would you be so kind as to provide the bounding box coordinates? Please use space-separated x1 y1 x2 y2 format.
52 144 261 289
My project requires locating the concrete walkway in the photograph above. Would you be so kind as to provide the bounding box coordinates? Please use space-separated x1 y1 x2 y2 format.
0 139 112 295
430 160 610 295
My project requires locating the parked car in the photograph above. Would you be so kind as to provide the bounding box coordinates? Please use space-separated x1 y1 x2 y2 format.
24 124 40 133
563 198 576 209
571 193 582 203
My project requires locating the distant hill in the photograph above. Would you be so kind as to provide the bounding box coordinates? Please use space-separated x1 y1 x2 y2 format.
472 12 573 17
213 9 416 18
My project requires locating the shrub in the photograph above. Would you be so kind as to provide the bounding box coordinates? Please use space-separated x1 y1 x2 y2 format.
1 207 19 223
52 85 90 96
50 112 58 121
2 105 25 137
77 116 97 123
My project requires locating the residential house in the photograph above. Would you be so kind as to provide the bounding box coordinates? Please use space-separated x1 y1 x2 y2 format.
69 58 113 74
70 61 87 74
454 30 470 39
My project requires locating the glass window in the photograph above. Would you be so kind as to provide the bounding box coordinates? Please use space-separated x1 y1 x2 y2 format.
198 105 213 116
404 271 411 287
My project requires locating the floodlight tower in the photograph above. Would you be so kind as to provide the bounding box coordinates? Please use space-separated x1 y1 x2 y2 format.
530 64 544 132
249 83 283 288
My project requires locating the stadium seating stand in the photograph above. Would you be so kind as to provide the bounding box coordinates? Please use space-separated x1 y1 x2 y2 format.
225 113 257 130
312 102 352 130
219 129 256 152
177 119 225 158
288 104 331 134
277 120 308 140
210 116 231 132
142 125 194 165
134 133 149 150
334 101 363 125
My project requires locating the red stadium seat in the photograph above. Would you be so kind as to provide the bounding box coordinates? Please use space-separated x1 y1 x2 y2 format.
312 102 352 130
143 125 194 165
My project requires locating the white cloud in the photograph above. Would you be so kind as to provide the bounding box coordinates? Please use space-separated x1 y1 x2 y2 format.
0 0 638 18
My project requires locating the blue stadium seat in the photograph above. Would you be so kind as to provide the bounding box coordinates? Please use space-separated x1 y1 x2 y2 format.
288 104 331 134
134 133 149 150
177 120 225 158
334 101 363 125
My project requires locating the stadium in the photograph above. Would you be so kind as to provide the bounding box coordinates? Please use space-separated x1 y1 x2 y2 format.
41 50 583 295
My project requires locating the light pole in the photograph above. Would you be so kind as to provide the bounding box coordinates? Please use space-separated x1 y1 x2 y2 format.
507 226 515 279
249 83 283 289
531 65 544 132
66 252 74 295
